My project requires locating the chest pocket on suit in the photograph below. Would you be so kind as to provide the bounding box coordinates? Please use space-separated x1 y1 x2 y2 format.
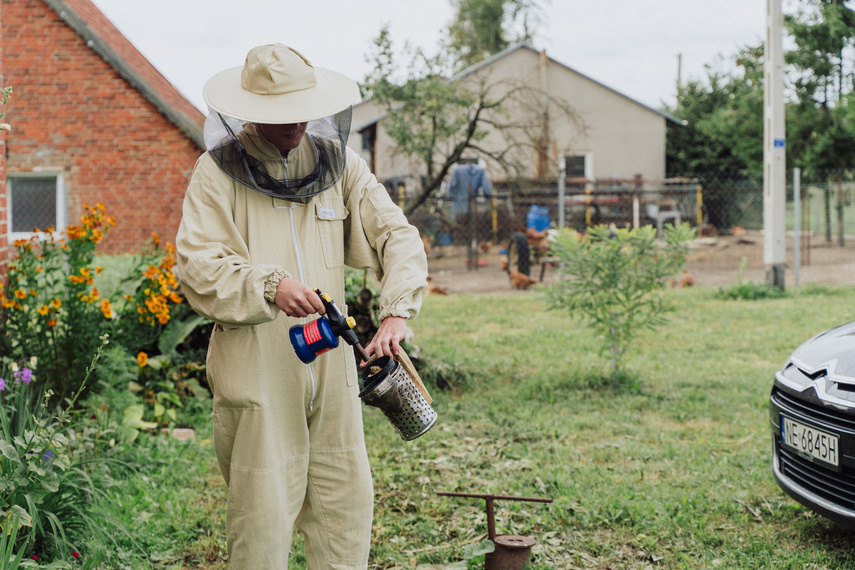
315 198 348 269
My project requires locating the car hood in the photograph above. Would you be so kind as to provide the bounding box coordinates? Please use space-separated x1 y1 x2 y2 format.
789 321 855 380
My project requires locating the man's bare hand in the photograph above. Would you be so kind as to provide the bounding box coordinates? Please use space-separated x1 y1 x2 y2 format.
274 278 325 318
362 316 407 367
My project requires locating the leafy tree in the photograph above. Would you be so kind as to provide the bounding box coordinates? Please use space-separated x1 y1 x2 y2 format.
362 26 578 215
785 0 855 172
667 46 764 175
447 0 541 69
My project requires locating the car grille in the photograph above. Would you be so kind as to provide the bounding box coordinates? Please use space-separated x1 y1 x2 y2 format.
772 387 855 512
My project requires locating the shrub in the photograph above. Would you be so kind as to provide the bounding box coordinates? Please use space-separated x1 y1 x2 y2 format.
0 346 132 564
544 223 695 375
0 204 183 402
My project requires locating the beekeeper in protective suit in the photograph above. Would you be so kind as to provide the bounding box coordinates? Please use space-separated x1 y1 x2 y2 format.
176 43 428 568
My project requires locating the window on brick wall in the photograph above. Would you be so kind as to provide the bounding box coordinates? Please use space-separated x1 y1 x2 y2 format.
8 173 66 241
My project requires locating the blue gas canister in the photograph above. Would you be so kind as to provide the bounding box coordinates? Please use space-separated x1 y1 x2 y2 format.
526 205 550 231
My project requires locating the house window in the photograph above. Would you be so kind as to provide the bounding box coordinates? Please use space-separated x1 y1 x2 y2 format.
564 155 588 178
8 174 66 240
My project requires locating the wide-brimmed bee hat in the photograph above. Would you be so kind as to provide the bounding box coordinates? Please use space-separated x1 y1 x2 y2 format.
202 44 359 202
203 43 358 124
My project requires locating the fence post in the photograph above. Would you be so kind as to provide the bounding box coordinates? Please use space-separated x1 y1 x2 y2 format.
837 180 845 247
825 186 832 243
557 157 566 229
696 184 703 226
794 168 800 287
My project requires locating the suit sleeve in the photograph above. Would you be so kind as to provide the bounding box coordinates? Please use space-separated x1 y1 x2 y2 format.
341 149 428 321
175 153 286 326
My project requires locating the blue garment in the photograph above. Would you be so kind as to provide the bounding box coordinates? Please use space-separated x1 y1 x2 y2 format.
448 164 493 214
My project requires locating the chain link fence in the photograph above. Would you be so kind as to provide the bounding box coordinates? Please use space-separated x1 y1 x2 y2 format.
388 168 855 291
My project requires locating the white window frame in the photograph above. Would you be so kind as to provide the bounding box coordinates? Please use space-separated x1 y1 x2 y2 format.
7 171 66 243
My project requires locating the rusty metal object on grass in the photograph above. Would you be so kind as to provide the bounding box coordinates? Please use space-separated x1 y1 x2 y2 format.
437 492 553 570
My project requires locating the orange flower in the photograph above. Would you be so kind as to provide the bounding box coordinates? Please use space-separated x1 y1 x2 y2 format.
13 289 26 299
100 299 113 319
50 298 61 309
37 305 49 315
47 319 56 327
137 352 148 367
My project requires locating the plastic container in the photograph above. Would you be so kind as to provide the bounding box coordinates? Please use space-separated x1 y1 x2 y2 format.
526 205 550 231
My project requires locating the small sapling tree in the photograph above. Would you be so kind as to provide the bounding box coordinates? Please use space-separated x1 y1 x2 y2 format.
545 223 695 377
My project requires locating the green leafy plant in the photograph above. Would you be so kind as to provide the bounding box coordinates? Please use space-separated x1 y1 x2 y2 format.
0 341 133 564
716 258 787 300
0 506 31 570
544 223 695 375
0 85 12 132
447 538 495 570
0 205 183 402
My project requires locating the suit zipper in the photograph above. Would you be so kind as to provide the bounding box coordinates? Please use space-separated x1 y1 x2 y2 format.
280 205 317 411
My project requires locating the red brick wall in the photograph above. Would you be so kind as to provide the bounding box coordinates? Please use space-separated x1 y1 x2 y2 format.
1 0 203 256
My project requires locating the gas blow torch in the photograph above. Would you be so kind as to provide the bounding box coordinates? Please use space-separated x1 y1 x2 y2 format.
289 289 371 364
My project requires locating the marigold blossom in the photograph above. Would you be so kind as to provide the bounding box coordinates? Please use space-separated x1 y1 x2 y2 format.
137 352 148 367
100 299 113 319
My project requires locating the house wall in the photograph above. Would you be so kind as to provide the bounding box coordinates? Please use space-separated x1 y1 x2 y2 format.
350 98 418 186
355 45 668 187
0 0 203 256
457 47 667 182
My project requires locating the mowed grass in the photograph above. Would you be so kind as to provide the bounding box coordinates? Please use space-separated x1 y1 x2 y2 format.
163 285 855 569
359 286 855 569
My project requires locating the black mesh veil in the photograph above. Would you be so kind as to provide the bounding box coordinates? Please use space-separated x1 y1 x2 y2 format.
204 108 352 204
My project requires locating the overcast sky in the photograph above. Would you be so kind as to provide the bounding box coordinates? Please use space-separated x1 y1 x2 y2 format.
89 0 768 114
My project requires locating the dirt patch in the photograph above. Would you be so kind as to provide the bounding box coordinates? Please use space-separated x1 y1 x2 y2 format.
425 230 855 295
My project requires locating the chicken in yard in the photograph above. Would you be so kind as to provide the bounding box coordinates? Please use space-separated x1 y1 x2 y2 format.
509 270 537 290
426 275 449 296
669 270 695 288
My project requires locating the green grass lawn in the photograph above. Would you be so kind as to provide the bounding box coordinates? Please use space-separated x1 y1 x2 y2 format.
161 285 855 569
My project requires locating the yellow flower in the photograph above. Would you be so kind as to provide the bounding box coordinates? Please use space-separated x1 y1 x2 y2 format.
13 289 26 299
137 352 148 367
50 299 61 309
37 305 49 315
100 299 113 319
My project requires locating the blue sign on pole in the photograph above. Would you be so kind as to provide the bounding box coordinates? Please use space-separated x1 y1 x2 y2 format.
774 138 786 148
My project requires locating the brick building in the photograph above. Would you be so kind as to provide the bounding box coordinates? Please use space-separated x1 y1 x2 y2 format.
0 0 205 263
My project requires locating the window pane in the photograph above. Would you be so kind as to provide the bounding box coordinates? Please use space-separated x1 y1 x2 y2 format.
11 178 56 233
565 156 586 178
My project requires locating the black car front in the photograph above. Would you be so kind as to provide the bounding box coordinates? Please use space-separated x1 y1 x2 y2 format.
770 321 855 527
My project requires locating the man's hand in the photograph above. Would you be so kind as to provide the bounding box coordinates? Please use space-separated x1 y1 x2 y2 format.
362 316 407 366
274 278 325 318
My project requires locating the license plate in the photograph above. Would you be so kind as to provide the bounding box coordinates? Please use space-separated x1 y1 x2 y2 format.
781 416 839 467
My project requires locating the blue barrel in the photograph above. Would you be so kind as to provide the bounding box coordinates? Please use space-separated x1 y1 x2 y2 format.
526 205 550 231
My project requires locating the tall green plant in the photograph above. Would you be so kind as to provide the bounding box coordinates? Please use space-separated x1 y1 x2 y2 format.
0 204 182 402
0 342 127 564
544 223 695 375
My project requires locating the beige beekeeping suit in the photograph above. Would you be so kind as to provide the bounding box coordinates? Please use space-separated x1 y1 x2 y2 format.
176 126 428 568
